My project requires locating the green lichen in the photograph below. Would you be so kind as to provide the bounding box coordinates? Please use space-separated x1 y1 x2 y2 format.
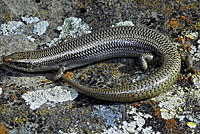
0 104 8 114
191 20 200 31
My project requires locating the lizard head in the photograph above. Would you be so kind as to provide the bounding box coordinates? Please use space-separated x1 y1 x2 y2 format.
2 52 35 72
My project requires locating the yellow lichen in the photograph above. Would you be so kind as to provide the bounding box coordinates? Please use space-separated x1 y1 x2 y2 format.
190 1 198 9
77 2 83 8
178 107 183 112
67 104 73 109
37 109 53 116
187 122 196 128
110 68 118 78
191 20 200 31
14 117 25 125
0 123 10 134
12 93 17 101
102 71 107 75
179 16 186 22
5 12 11 22
63 72 74 79
12 111 29 127
80 74 86 80
180 5 189 12
167 18 180 30
0 104 8 113
179 0 182 4
133 102 143 107
177 36 184 43
84 109 89 113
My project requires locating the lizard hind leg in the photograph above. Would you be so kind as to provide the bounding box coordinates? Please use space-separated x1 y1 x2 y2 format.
47 66 68 81
139 53 155 71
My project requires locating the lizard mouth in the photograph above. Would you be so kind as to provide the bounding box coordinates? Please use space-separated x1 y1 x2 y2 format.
2 55 31 71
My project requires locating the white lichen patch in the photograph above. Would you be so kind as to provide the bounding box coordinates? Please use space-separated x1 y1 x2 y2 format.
0 16 50 43
190 35 200 62
112 21 135 27
190 87 200 99
21 16 40 24
190 44 200 62
58 130 77 134
22 86 78 110
27 35 35 42
46 17 92 48
131 74 146 83
0 86 2 95
194 43 200 59
33 21 49 36
59 17 92 39
154 84 200 125
0 21 24 36
185 112 199 124
190 45 197 55
197 39 200 45
102 106 160 134
151 84 191 121
158 95 185 120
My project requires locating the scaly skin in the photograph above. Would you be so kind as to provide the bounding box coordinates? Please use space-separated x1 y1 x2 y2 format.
2 26 181 102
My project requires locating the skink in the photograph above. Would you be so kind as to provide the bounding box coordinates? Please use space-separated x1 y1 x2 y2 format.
2 26 181 102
